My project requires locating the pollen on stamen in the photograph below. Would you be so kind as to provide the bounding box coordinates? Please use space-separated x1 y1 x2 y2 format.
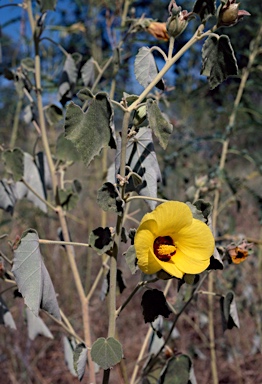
154 236 176 262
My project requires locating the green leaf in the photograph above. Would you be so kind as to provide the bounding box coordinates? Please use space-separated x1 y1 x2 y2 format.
12 229 61 320
21 57 35 72
81 57 95 87
97 182 124 216
63 336 77 377
159 355 191 384
141 289 172 323
146 99 173 149
0 295 17 330
134 47 164 90
37 0 57 12
3 148 24 182
44 104 63 125
220 291 240 331
26 307 53 340
201 34 238 90
91 337 123 370
124 245 138 274
110 127 161 210
64 92 116 167
89 227 113 256
56 133 80 162
73 343 87 381
193 0 216 22
58 188 79 211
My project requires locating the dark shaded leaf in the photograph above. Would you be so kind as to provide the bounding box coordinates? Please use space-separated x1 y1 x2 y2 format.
37 0 57 12
26 308 53 340
56 133 80 162
208 247 224 270
193 199 212 224
193 0 216 22
220 291 240 331
21 57 35 72
146 99 173 149
159 355 191 384
141 289 172 323
0 179 17 214
97 182 124 216
89 227 113 255
3 148 24 182
201 34 238 89
0 295 16 330
58 188 79 211
91 337 123 370
35 151 52 192
134 47 164 90
44 104 63 125
73 343 87 381
124 245 138 274
64 92 116 167
12 229 61 320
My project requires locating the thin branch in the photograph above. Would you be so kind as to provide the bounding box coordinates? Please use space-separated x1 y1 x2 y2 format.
22 178 57 212
39 239 90 248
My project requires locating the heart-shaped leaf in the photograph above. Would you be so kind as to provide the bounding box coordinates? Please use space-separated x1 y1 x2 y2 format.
201 34 238 89
64 91 116 167
134 47 164 90
159 354 192 384
3 148 24 182
12 229 61 320
193 0 216 22
146 99 173 149
91 337 123 370
141 289 172 323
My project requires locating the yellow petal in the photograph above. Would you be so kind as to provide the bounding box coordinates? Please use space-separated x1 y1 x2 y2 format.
149 201 193 236
156 258 184 279
176 219 215 261
135 227 161 274
174 249 210 274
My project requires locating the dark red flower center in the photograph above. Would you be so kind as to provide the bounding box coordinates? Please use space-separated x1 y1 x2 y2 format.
153 236 176 262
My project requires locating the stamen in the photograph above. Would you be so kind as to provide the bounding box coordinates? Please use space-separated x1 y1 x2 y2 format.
154 236 176 262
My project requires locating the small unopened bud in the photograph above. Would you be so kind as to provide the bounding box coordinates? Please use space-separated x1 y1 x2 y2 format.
217 0 250 28
166 11 188 38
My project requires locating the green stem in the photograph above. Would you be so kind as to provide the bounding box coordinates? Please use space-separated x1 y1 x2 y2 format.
9 96 23 149
127 25 210 112
125 195 167 204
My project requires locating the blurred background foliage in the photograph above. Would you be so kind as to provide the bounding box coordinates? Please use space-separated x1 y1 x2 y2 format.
0 0 262 383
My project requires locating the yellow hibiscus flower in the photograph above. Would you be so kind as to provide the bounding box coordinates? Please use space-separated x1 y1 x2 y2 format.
134 201 215 279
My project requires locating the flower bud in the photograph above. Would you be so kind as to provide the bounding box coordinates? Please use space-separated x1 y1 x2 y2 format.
146 21 169 41
166 11 188 38
217 0 250 28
